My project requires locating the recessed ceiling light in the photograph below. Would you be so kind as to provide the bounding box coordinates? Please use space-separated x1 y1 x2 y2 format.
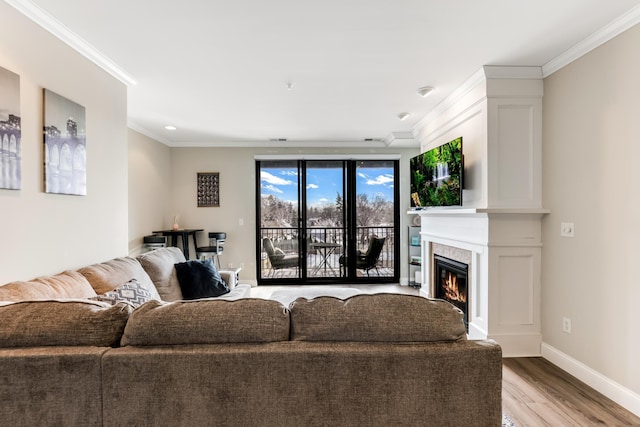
285 82 294 90
397 112 410 120
164 125 177 131
416 86 435 97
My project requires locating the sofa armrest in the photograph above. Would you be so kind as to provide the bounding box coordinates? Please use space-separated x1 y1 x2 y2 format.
218 270 237 289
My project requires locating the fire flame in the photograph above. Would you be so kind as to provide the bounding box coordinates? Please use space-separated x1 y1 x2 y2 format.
442 272 466 303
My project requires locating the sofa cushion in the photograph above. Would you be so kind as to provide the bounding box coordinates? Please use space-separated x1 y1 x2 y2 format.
136 247 185 301
0 300 133 347
289 294 466 342
78 256 156 296
92 278 161 307
0 270 97 302
121 299 289 346
174 259 229 299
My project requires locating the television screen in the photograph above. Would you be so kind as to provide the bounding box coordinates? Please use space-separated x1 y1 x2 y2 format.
410 137 463 207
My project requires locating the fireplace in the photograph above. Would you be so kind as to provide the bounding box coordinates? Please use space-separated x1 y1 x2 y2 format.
434 255 468 332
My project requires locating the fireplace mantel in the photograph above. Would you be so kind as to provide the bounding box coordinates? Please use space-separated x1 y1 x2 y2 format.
410 208 548 357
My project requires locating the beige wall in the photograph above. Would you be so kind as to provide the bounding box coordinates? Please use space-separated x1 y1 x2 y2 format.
542 24 640 395
157 146 418 283
0 3 128 284
127 129 172 255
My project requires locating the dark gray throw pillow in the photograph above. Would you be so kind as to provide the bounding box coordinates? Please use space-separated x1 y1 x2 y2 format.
174 259 230 299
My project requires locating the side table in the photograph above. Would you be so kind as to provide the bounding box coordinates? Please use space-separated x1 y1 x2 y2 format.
220 267 241 287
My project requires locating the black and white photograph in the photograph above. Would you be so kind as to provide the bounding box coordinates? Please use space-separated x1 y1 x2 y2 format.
43 89 86 195
0 66 21 190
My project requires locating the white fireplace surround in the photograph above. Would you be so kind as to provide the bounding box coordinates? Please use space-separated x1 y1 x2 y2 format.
410 66 549 357
413 208 547 357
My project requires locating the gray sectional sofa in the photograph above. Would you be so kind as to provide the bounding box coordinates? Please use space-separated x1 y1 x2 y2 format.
0 248 502 426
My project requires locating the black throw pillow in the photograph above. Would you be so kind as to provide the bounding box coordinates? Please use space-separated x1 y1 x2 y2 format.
174 259 230 299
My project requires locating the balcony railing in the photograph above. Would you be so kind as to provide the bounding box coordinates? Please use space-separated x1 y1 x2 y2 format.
260 226 395 272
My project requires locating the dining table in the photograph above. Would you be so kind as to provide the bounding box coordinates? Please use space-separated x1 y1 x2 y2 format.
152 228 203 259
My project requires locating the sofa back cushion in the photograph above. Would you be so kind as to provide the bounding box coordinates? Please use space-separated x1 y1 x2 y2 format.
289 294 466 342
136 247 186 301
0 300 133 347
121 299 290 346
78 257 156 296
0 270 97 302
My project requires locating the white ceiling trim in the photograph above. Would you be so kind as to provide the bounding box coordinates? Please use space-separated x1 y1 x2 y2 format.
413 4 640 141
3 0 137 86
127 122 172 146
128 121 396 149
167 140 391 149
412 67 486 139
542 4 640 77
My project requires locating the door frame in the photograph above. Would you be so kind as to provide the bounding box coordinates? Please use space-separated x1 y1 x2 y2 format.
255 155 400 285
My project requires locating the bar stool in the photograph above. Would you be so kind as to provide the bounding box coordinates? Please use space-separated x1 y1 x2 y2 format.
143 235 167 252
196 232 226 268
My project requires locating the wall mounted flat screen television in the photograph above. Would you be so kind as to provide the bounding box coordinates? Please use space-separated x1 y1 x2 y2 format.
410 137 463 208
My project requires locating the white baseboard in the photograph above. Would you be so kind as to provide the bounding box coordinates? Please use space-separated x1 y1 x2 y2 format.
489 333 542 358
542 342 640 418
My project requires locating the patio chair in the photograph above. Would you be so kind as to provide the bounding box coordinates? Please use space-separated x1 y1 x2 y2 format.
263 237 299 276
339 236 386 276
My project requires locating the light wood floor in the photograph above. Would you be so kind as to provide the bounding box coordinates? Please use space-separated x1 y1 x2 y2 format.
503 357 640 426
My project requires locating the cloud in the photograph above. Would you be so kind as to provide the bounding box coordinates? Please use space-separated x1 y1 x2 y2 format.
307 183 319 189
262 184 283 194
366 174 394 186
358 172 367 179
261 171 293 186
281 170 298 177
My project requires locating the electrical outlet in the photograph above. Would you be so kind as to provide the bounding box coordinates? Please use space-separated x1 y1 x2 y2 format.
228 263 233 268
239 262 245 269
560 222 574 237
562 317 572 334
239 218 244 226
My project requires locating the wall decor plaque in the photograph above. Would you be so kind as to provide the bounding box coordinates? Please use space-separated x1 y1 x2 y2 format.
197 172 219 207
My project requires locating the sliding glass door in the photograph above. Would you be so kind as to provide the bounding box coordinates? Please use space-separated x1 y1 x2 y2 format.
257 159 398 285
305 160 346 279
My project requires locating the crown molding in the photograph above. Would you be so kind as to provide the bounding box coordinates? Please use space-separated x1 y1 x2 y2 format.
4 0 136 86
169 139 391 148
542 4 640 77
127 122 172 146
383 132 418 148
483 65 543 79
413 67 486 136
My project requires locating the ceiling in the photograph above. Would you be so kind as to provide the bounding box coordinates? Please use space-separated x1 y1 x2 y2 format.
10 0 640 147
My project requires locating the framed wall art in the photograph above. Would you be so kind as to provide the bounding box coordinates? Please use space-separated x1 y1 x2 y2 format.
43 89 86 195
197 172 219 207
0 66 21 190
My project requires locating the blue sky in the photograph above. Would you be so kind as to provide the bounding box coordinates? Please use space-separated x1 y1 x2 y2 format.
261 166 394 207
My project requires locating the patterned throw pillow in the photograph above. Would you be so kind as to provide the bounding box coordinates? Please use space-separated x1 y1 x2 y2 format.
92 278 161 307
